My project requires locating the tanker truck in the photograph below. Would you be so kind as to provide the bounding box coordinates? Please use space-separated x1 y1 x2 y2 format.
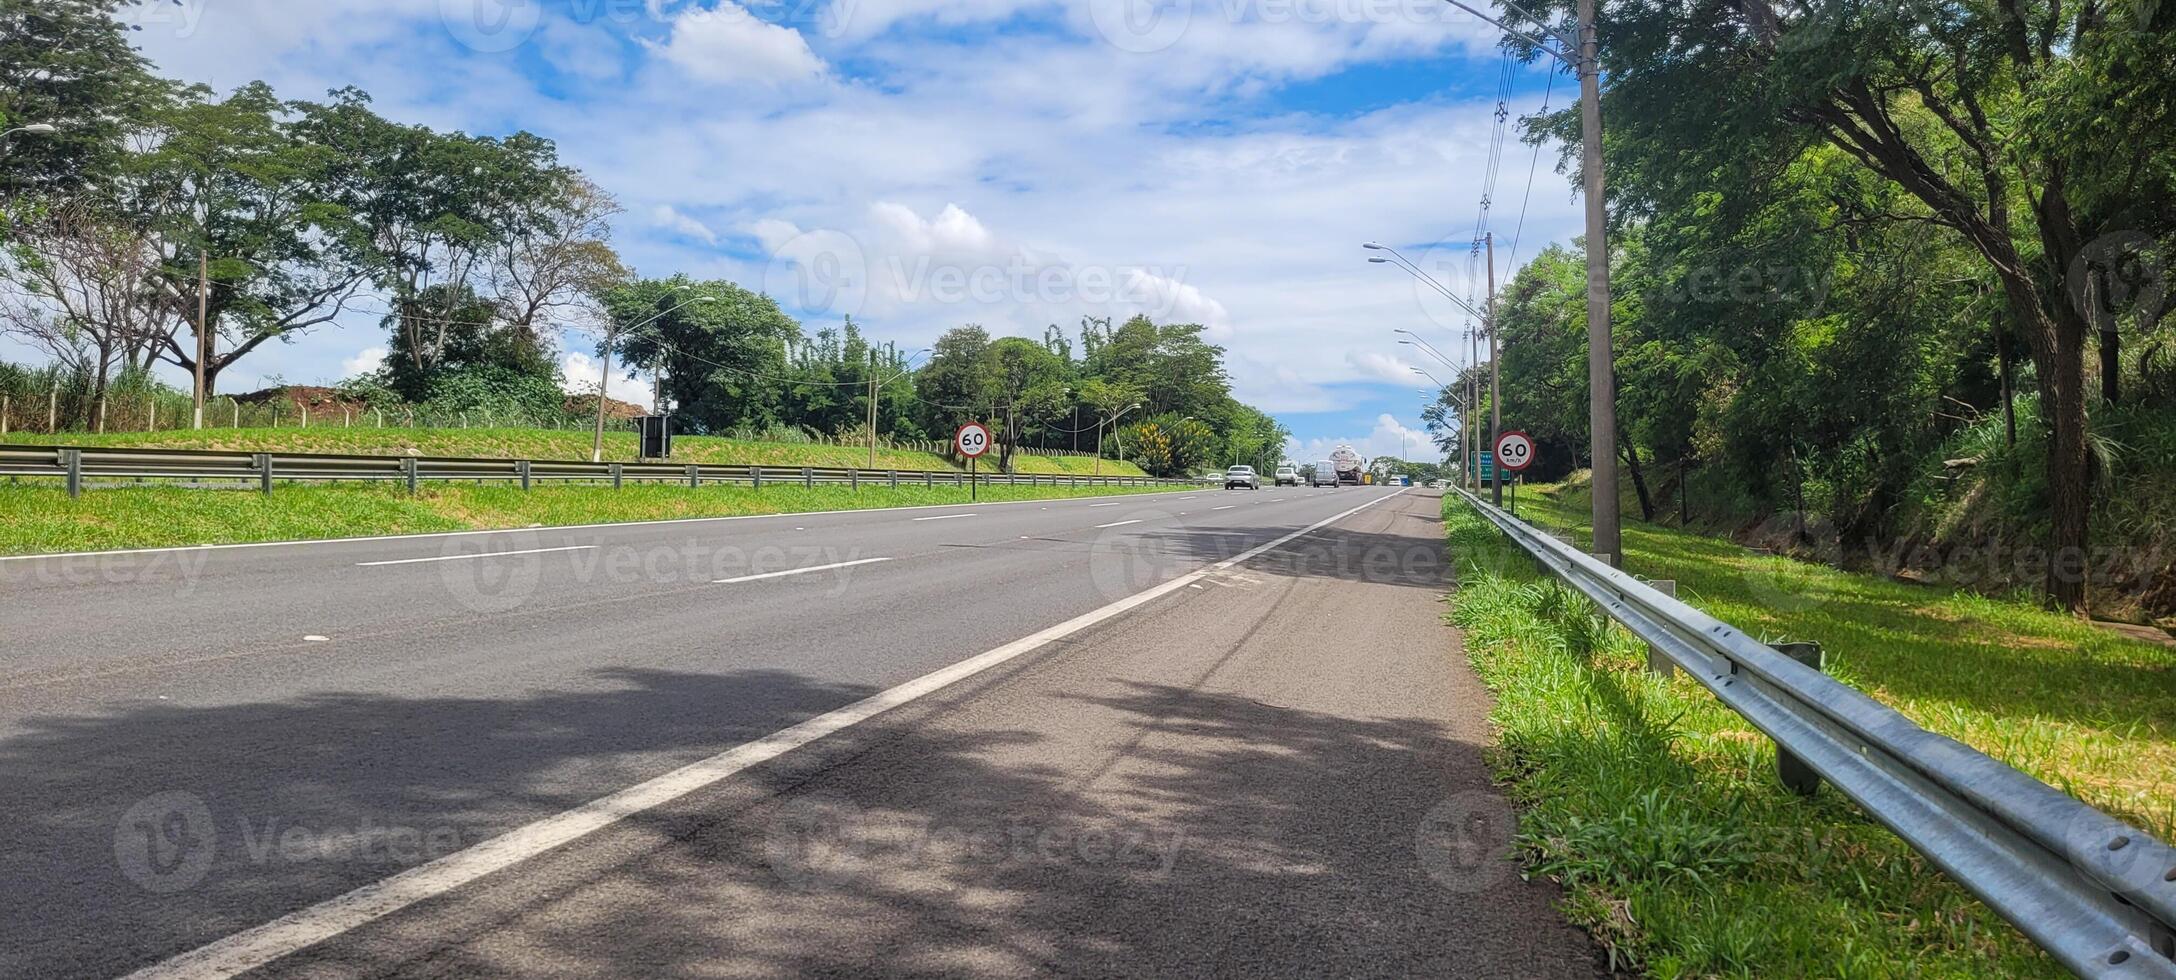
1330 445 1365 486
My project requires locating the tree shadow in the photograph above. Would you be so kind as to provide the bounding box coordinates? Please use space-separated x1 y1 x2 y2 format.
274 681 1603 978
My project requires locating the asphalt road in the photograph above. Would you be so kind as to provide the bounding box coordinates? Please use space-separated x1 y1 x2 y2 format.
0 485 1599 978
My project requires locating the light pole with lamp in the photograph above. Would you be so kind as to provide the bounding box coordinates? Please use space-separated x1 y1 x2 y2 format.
1095 402 1143 476
866 347 929 467
592 289 716 462
1411 365 1470 490
1400 331 1477 490
1392 0 1620 562
0 123 57 148
1368 245 1505 507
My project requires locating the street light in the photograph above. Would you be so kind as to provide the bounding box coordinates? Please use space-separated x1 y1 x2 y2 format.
1095 402 1143 476
592 289 716 462
1424 0 1621 563
867 347 930 467
1372 248 1502 504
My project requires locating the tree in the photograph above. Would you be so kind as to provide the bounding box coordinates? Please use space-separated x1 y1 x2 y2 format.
0 201 173 408
288 89 563 384
0 0 160 195
916 324 995 438
606 276 799 432
129 82 368 397
984 336 1067 471
487 171 626 343
1520 0 2166 611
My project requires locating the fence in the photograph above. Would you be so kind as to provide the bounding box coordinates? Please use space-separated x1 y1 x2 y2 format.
0 445 1192 497
1453 487 2175 979
0 393 645 436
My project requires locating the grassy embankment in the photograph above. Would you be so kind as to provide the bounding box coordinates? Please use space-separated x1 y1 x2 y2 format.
2 426 1153 477
1445 484 2175 977
0 426 1167 554
0 481 1185 555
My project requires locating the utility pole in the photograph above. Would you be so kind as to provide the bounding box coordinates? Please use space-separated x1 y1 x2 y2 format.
193 252 208 429
1468 319 1480 492
590 322 616 462
867 350 880 468
1576 0 1622 565
1487 231 1502 507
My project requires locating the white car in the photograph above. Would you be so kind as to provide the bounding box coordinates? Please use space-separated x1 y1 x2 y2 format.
1273 462 1300 486
1223 465 1260 490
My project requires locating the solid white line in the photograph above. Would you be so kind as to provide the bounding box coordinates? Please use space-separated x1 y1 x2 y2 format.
1095 520 1143 529
353 546 596 568
124 488 1409 980
1088 502 1122 508
714 557 893 585
0 488 1185 564
910 513 975 522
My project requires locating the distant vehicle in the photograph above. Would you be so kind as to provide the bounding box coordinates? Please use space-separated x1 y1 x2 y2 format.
1224 465 1260 490
1310 460 1339 487
1273 461 1299 486
1330 445 1365 486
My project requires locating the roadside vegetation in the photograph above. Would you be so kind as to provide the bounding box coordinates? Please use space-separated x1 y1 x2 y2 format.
0 480 1186 555
0 425 1153 477
1445 487 2175 976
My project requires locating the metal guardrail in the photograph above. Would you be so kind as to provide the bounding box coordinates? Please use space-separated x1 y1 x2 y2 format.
0 445 1190 497
1453 487 2176 979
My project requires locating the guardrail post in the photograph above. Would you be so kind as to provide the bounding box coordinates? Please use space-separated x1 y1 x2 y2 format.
802 467 814 489
925 470 933 489
255 453 274 494
1641 580 1679 678
518 460 532 491
687 464 700 488
62 449 82 498
888 469 898 489
402 457 418 494
850 468 859 492
1771 641 1825 796
610 463 623 489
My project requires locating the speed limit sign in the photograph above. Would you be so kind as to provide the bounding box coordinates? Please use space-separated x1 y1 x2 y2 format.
1495 431 1536 473
955 422 993 459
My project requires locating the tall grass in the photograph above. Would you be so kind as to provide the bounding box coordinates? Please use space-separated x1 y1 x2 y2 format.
1447 487 2176 975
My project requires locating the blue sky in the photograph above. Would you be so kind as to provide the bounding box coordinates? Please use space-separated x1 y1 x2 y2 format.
25 0 1579 462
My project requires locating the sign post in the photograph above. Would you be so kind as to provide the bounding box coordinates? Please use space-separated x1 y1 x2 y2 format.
1494 430 1536 515
956 422 992 503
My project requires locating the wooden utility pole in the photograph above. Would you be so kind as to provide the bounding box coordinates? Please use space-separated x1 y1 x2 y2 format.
193 251 208 429
1577 0 1622 564
1487 232 1503 506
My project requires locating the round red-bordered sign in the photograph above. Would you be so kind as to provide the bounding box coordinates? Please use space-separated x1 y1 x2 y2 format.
1494 431 1536 473
955 422 993 459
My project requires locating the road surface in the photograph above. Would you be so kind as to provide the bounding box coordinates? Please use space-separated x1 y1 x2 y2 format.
0 486 1599 978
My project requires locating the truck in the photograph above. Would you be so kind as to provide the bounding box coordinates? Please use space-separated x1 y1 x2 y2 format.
1330 445 1365 486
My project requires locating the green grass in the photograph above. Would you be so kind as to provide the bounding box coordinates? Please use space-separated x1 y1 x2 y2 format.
2 426 1154 478
0 481 1185 555
1446 486 2176 977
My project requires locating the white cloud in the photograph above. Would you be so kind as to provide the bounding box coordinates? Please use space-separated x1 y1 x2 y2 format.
341 346 388 377
561 353 656 410
1346 351 1425 385
652 205 719 245
654 2 826 86
1288 413 1439 464
114 0 1580 451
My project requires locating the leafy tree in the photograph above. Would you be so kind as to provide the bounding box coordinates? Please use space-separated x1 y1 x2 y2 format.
129 82 368 395
1512 0 2168 609
606 276 798 432
0 0 161 194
